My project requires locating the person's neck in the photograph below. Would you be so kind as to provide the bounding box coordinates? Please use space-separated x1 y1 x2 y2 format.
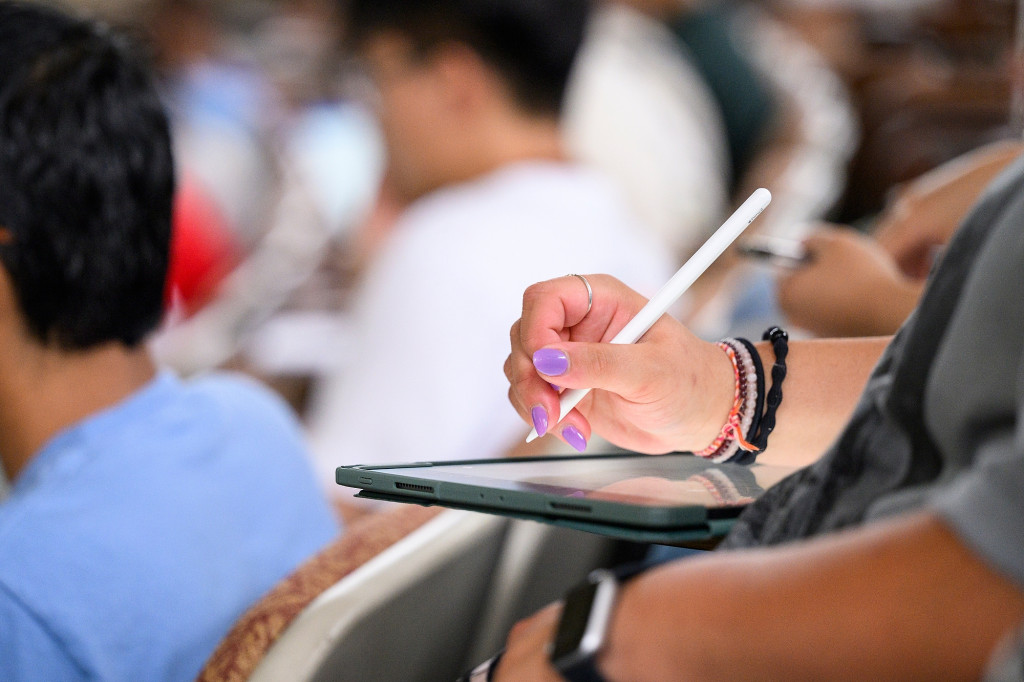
0 336 157 482
455 112 567 186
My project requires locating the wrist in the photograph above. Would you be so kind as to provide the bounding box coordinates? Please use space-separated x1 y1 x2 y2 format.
597 577 677 682
683 340 737 452
551 565 653 682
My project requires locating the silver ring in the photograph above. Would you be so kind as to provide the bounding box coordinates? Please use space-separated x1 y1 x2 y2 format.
567 274 593 316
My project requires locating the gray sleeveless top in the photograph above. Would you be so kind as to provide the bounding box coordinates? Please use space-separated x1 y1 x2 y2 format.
723 155 1024 592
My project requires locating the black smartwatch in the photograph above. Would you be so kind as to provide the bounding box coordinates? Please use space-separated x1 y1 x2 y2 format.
549 568 619 682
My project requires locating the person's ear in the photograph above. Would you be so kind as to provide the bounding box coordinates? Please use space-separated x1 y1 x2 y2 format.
432 43 492 117
0 229 34 344
0 227 17 312
0 236 16 324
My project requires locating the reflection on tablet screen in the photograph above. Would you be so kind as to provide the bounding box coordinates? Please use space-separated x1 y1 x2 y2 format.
389 454 794 509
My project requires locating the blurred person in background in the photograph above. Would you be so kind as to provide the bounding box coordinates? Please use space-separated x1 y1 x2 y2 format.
146 0 277 247
150 0 386 381
767 0 1016 222
578 0 859 343
255 0 384 263
592 0 779 197
304 0 674 512
778 139 1023 338
0 4 337 679
562 1 732 260
619 0 1011 343
755 0 1019 345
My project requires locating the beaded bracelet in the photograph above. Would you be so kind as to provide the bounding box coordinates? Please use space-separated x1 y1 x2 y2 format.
695 341 757 462
695 327 789 463
689 470 756 506
720 338 763 464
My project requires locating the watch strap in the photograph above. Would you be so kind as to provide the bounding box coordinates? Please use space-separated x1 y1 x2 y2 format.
559 657 610 682
552 562 649 682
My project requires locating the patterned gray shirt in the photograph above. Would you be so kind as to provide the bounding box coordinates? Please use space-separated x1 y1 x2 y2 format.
723 155 1024 597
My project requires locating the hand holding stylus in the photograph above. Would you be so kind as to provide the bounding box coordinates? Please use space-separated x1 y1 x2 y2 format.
507 188 770 450
506 189 772 453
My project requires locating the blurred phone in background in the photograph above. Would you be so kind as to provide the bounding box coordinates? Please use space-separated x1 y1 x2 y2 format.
738 236 810 269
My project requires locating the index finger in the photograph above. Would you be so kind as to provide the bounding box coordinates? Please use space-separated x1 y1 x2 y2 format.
508 275 650 442
519 274 649 351
519 275 595 349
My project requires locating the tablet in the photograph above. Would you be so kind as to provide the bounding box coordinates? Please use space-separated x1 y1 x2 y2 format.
336 453 800 544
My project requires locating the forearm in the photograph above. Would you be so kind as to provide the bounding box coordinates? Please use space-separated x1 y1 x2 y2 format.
601 512 1024 681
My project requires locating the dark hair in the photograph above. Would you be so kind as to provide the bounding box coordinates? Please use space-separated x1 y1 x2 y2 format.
0 2 175 349
344 0 591 116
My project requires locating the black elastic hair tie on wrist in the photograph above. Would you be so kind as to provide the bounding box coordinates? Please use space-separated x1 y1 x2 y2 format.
748 326 788 452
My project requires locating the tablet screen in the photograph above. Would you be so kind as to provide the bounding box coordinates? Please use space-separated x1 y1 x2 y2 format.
375 454 796 509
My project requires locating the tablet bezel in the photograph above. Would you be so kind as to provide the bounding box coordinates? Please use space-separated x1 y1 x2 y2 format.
336 452 790 534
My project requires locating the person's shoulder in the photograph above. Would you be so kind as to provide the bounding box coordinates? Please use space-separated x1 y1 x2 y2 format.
395 162 589 228
539 164 669 242
184 368 274 396
395 176 511 234
368 161 671 278
178 371 301 432
372 169 546 269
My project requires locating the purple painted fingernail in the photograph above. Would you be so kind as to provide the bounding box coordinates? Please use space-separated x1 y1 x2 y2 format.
549 383 561 392
531 406 549 437
562 425 587 452
533 348 569 376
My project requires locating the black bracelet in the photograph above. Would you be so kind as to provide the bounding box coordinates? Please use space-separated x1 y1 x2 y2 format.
747 326 788 452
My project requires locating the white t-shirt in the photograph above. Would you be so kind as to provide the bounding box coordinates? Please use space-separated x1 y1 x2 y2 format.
305 161 674 490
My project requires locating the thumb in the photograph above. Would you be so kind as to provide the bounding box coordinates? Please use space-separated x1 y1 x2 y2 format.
533 338 670 403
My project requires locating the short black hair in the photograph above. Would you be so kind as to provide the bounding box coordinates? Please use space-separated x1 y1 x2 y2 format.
344 0 591 116
0 2 175 350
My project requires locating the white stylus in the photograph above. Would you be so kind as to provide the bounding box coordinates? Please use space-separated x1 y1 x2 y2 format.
526 187 772 443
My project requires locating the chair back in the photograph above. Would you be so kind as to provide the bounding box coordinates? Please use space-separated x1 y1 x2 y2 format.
198 505 507 682
465 519 623 664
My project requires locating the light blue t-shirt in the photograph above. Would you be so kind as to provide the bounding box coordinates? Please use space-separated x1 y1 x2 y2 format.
0 371 339 681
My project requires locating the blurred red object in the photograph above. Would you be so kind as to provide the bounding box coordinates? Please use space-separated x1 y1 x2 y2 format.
164 175 241 317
